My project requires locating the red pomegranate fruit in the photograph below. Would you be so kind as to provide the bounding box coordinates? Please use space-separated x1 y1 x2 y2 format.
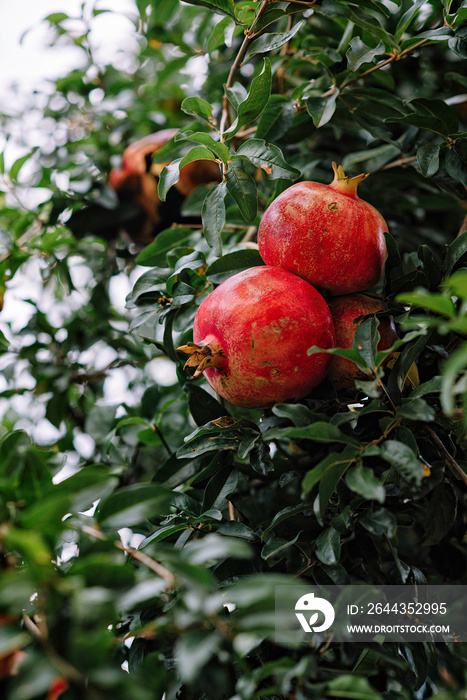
177 267 335 408
328 294 398 388
258 163 387 296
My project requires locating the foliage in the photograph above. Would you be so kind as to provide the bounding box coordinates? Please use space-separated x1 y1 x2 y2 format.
1 0 467 698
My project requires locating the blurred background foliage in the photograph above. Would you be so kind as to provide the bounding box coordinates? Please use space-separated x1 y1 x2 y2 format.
1 0 467 698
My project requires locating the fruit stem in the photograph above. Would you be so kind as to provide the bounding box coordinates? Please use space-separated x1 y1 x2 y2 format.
330 161 369 197
177 338 226 378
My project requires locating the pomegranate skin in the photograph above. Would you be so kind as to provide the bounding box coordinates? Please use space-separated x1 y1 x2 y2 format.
258 164 387 296
328 294 398 389
189 267 335 408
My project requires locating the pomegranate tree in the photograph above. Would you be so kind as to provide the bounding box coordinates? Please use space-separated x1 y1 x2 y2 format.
177 266 335 408
258 163 387 296
328 293 398 388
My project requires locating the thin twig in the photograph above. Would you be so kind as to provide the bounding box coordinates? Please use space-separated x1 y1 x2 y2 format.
426 427 467 487
22 613 86 685
219 0 271 138
153 423 173 456
79 524 175 589
116 542 176 589
339 39 431 92
228 501 236 521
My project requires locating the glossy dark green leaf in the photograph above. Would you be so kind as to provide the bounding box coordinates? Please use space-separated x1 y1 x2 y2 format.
306 91 339 128
424 483 457 545
264 421 359 446
225 159 257 222
236 138 300 180
181 96 215 123
176 130 230 163
315 526 340 565
262 532 300 561
206 248 264 284
179 0 236 18
448 24 467 58
417 143 440 177
345 463 385 503
395 0 426 42
379 440 425 485
245 21 304 61
201 181 227 256
96 484 170 528
185 383 229 426
360 507 397 538
136 227 197 267
346 37 385 72
396 398 436 422
226 59 272 136
256 95 296 141
446 144 467 186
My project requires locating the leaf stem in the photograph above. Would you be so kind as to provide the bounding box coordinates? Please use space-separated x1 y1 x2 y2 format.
425 426 467 487
219 0 271 139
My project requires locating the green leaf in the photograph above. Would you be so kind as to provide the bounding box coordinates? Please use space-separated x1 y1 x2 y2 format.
201 181 227 256
136 227 197 267
179 0 236 18
235 138 300 180
448 24 467 58
206 248 264 284
302 447 359 497
262 503 313 539
379 440 425 485
315 526 340 565
346 37 385 72
262 532 300 561
446 144 467 186
176 131 230 163
327 674 383 700
256 95 296 141
360 507 397 538
319 446 360 514
10 149 37 181
440 341 467 416
185 383 229 426
245 21 304 61
424 483 457 545
306 91 339 128
176 631 221 683
444 231 467 275
396 398 436 422
226 58 272 136
395 0 426 43
96 484 170 529
181 96 215 123
207 16 232 53
417 143 440 177
345 463 385 503
158 147 216 201
397 288 455 317
264 421 359 446
225 159 257 222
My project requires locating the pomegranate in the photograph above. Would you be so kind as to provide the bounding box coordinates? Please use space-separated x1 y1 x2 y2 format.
109 129 221 244
328 294 398 388
177 266 335 408
257 163 387 295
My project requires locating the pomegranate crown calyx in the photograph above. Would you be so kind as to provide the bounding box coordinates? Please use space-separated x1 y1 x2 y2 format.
330 161 369 197
177 340 226 378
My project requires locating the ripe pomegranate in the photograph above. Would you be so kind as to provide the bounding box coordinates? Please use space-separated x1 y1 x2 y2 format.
258 163 387 295
177 266 335 408
109 129 221 244
328 294 398 388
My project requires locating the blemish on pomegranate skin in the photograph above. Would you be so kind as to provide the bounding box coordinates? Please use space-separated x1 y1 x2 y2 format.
327 201 339 212
270 368 280 376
